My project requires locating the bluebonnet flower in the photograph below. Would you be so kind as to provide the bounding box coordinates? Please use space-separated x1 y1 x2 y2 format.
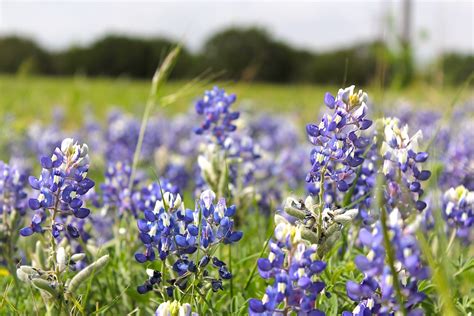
134 189 242 295
105 110 141 163
389 102 443 150
380 118 430 214
249 216 326 315
194 86 239 146
439 128 474 191
100 161 137 217
133 180 180 214
155 301 197 316
246 112 301 152
442 185 473 242
345 208 428 315
0 161 28 270
306 86 372 193
20 138 95 239
0 161 28 216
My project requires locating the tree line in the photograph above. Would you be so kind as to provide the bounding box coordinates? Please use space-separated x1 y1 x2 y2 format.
0 27 472 86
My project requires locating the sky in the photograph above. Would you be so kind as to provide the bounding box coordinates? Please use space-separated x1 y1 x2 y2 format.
0 0 473 63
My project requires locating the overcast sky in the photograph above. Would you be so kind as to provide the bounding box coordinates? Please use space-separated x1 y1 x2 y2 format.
0 0 473 62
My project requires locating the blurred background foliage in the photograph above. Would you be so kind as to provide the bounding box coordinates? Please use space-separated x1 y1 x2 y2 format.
1 26 472 87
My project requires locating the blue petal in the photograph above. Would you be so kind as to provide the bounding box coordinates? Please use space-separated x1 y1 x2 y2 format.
310 260 326 273
355 255 372 272
228 231 243 242
20 227 34 236
40 156 53 169
324 92 335 108
257 258 272 271
175 235 188 247
144 210 156 221
248 299 265 313
74 208 90 219
135 253 147 263
28 176 41 190
28 198 41 210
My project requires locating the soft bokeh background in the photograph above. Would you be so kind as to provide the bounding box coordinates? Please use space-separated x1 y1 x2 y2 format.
0 0 473 124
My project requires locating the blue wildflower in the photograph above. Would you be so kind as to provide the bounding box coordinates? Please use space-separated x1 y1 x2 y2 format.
0 161 28 216
250 215 326 315
194 86 239 146
381 118 431 214
306 86 372 193
20 138 94 239
346 208 429 315
134 189 242 295
442 185 473 242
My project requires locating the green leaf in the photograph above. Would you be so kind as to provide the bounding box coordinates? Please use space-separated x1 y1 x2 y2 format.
67 254 110 294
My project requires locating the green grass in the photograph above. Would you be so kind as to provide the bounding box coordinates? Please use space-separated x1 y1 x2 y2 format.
1 75 472 130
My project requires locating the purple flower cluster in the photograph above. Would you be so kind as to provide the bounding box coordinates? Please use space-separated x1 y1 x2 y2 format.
0 161 28 216
345 209 429 315
134 189 242 295
439 129 474 191
133 180 180 214
100 161 135 217
380 118 431 214
306 86 372 193
20 138 95 239
442 185 473 242
249 216 326 315
194 86 240 146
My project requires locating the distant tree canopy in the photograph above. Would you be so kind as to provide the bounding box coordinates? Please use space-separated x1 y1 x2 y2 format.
441 53 474 85
53 36 193 78
201 28 296 82
0 27 471 86
0 37 52 74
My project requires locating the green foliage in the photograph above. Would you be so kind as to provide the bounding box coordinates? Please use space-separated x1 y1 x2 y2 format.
0 36 52 74
6 27 472 86
441 53 474 86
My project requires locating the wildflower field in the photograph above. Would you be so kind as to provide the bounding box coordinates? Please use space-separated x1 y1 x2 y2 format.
0 52 473 316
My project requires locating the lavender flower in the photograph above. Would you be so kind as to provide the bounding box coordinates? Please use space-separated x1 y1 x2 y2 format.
0 161 28 216
20 138 95 239
134 189 242 296
194 86 239 146
440 129 474 191
380 118 431 214
249 216 326 315
345 208 428 315
442 185 473 242
133 180 180 214
100 161 137 217
306 86 372 192
155 301 197 316
0 161 28 270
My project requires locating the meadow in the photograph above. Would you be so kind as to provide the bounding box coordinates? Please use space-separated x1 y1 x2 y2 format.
0 60 473 316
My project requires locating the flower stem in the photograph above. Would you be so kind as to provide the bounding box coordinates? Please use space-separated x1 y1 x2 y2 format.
380 205 407 316
316 165 327 242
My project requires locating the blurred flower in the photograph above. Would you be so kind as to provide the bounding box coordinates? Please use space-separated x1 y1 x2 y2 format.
155 301 197 316
100 161 137 217
194 86 239 146
0 161 28 216
380 118 431 214
346 208 428 315
442 185 473 242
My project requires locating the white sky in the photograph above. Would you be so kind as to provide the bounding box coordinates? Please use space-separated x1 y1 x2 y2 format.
0 0 473 62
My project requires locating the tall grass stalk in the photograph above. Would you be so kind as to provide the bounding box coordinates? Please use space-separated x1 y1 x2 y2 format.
128 46 181 191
